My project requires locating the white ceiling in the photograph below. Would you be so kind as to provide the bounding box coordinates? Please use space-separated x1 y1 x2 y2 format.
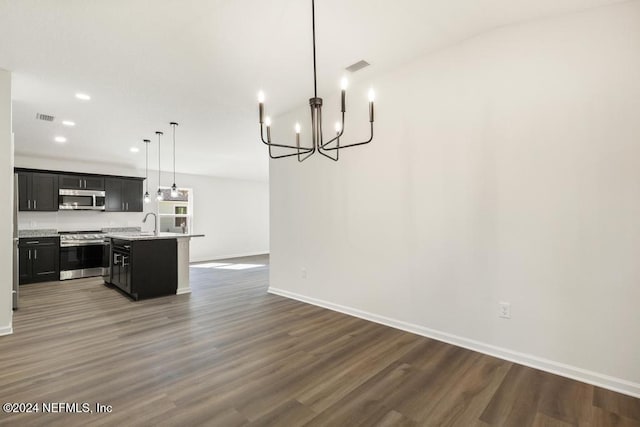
0 0 624 181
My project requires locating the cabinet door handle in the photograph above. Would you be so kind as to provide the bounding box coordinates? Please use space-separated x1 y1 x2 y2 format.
126 202 129 211
26 241 40 244
28 249 31 260
34 249 37 260
34 200 37 210
122 202 125 211
28 200 31 209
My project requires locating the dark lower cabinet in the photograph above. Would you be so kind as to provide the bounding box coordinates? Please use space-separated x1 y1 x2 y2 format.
18 237 60 284
105 178 143 212
107 238 177 300
18 172 59 211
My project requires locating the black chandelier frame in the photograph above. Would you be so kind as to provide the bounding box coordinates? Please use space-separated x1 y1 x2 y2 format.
258 0 375 162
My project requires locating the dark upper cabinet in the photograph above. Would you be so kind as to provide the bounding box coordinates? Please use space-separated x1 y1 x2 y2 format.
17 169 143 213
123 179 143 212
18 173 30 211
84 176 105 190
17 172 58 211
105 178 143 212
59 174 104 191
18 237 60 284
105 178 123 212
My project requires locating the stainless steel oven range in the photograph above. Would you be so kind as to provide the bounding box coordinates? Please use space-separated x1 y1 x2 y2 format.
59 231 110 280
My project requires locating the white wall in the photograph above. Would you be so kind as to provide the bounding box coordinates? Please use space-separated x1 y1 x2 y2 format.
0 69 13 335
270 1 640 397
15 155 269 262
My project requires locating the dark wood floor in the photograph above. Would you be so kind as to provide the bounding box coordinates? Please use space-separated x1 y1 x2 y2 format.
1 254 638 426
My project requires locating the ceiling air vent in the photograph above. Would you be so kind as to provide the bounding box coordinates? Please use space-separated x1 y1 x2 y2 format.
35 113 55 122
345 60 370 73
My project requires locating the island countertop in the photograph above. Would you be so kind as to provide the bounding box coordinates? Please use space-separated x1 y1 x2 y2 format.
105 232 205 241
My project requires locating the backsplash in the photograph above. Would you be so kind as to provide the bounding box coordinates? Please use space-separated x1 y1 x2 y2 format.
18 210 154 233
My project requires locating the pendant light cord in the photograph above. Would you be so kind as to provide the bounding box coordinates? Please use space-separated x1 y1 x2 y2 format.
145 141 149 193
312 0 317 98
173 124 176 184
156 132 162 192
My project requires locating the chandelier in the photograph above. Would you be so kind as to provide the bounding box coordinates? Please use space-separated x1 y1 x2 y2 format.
257 0 375 162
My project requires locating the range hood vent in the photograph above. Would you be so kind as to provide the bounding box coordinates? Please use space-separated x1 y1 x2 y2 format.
36 113 55 122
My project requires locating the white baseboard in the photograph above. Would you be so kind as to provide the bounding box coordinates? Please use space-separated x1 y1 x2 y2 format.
268 287 640 399
0 324 13 336
176 288 191 295
190 251 269 264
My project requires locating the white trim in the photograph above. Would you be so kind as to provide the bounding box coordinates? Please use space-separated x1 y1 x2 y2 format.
190 251 269 264
176 288 191 295
268 287 640 399
0 324 13 336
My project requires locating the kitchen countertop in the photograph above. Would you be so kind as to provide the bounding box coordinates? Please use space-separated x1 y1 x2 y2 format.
105 232 205 241
102 227 141 233
18 229 59 238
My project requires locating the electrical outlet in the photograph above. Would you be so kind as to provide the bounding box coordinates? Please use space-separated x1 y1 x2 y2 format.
301 267 307 279
499 302 511 319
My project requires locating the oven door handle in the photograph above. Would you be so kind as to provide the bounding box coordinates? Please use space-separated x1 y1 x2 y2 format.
60 242 111 247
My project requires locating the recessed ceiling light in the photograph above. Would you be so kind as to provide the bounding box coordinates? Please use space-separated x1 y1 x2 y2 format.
54 136 67 143
75 93 91 101
62 120 76 127
130 147 140 153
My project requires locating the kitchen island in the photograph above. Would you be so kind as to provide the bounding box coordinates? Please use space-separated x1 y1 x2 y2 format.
104 232 204 300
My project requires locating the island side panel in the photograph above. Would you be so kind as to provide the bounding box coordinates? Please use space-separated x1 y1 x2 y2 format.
176 237 191 295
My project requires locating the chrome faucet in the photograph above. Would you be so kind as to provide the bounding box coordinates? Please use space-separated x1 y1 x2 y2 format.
142 212 158 235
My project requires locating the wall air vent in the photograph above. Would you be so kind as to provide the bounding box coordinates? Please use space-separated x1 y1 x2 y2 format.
345 60 370 73
36 113 55 122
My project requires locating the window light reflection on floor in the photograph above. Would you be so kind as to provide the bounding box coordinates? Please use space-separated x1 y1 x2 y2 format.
191 262 265 270
192 262 232 269
216 264 264 270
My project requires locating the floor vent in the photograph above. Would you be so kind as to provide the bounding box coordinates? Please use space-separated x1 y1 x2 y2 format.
36 113 55 122
345 60 370 73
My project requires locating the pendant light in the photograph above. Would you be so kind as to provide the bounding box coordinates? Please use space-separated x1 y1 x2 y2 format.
143 139 151 203
170 122 179 198
257 0 375 162
155 131 163 201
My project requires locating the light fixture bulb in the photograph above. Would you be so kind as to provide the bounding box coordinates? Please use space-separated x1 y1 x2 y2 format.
171 184 178 198
54 136 67 143
368 88 375 102
130 147 139 153
265 117 272 127
144 192 151 204
257 91 265 103
295 123 301 134
335 122 341 133
156 189 163 201
340 77 348 90
75 93 91 101
62 120 75 127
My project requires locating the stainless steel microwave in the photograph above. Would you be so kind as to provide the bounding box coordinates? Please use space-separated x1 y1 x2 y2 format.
59 189 106 210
